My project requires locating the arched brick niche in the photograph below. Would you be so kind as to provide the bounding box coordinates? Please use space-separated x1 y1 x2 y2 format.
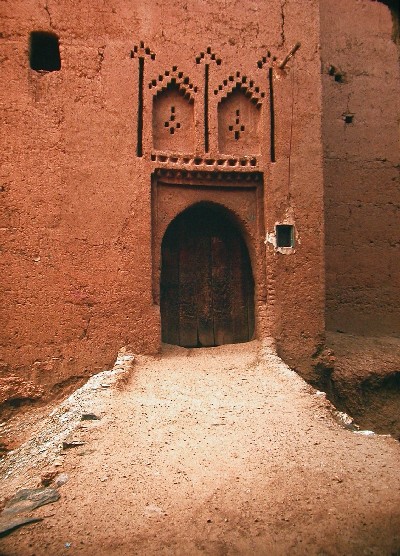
218 85 261 156
151 169 267 343
152 82 195 153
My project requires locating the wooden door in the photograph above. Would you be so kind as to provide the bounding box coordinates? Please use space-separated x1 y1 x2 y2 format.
161 205 254 347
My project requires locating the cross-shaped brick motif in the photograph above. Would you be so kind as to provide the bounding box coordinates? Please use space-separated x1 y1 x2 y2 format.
164 106 181 135
228 109 245 140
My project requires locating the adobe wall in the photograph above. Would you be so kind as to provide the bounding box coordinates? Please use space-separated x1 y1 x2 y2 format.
0 0 325 405
321 0 400 335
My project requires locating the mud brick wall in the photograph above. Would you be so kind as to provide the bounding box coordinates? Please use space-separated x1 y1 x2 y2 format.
0 0 325 402
321 0 400 335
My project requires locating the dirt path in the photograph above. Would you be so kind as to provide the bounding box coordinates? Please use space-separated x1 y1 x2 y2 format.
1 341 400 555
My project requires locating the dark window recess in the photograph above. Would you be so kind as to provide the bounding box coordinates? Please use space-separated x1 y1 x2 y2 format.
29 32 61 71
276 224 295 248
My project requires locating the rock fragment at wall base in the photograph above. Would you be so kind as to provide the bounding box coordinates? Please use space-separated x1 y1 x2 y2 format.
0 515 43 537
2 487 60 516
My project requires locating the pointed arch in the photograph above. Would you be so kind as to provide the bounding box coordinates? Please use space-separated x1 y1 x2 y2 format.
148 67 198 101
214 71 265 106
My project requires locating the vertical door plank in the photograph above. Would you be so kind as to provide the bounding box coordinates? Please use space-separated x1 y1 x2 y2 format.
230 235 249 343
212 234 234 345
197 233 215 346
160 234 180 345
178 224 198 347
245 243 256 341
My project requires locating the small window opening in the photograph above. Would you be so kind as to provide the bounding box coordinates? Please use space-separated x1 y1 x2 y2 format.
29 31 61 72
344 114 354 124
276 224 295 248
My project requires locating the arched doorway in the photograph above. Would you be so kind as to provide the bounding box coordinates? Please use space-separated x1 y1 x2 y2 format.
161 203 255 347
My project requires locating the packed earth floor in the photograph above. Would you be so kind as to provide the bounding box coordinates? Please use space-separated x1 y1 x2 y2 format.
0 341 399 555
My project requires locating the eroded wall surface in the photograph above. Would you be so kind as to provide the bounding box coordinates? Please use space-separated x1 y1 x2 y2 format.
1 0 324 403
321 0 400 335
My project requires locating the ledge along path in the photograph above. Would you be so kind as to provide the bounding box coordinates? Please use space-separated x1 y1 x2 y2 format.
0 341 400 555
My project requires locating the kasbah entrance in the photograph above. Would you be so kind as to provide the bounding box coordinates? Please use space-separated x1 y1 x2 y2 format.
0 0 399 553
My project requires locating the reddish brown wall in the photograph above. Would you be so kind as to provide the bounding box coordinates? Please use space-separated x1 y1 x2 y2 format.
321 0 400 335
1 0 325 402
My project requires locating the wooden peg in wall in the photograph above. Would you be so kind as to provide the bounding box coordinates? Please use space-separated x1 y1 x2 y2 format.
278 42 301 70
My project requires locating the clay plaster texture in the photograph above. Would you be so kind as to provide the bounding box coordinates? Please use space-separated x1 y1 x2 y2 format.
8 0 400 403
321 0 400 336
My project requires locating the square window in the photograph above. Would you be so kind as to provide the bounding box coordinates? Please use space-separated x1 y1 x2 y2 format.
276 224 294 248
29 31 61 72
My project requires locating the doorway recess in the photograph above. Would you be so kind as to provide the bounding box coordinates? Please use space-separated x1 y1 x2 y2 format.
161 203 255 347
151 168 266 346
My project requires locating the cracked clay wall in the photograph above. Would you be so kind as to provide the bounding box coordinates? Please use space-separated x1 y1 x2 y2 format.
321 0 400 335
0 0 324 404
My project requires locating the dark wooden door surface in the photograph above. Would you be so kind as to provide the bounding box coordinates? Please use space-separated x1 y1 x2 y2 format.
161 205 254 347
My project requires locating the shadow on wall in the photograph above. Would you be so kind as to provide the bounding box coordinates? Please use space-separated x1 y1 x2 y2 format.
379 0 400 43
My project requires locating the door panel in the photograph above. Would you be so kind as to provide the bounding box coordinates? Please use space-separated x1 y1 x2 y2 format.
161 205 254 347
196 234 215 347
231 234 249 343
211 235 234 346
178 236 198 347
160 238 180 346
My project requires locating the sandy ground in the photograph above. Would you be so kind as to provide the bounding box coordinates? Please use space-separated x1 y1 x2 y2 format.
0 340 399 555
